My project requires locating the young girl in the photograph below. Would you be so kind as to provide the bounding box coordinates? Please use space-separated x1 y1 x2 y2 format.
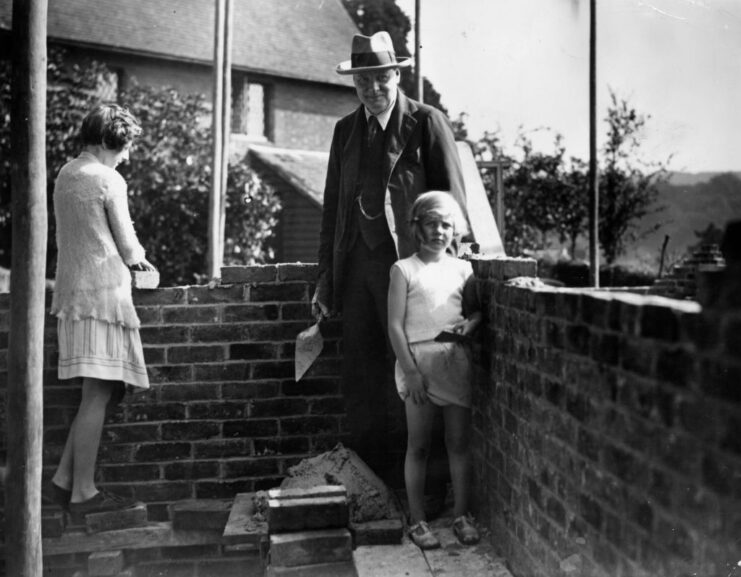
387 191 481 550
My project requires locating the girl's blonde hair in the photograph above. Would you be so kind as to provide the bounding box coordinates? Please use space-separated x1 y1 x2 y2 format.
410 191 468 247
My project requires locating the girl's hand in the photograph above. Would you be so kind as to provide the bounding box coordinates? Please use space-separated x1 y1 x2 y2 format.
451 312 482 337
405 370 427 405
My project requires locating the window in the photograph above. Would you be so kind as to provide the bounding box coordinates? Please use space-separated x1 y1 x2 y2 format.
96 69 122 103
232 77 268 139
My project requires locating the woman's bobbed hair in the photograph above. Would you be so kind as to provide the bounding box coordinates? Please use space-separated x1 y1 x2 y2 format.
410 191 468 248
80 103 141 151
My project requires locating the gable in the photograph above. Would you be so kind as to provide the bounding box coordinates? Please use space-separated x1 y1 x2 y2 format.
0 0 356 87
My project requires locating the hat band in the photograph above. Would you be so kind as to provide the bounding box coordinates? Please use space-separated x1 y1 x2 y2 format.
351 51 396 69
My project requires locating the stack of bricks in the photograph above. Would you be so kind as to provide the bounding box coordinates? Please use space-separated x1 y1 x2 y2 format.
649 243 726 299
265 485 356 576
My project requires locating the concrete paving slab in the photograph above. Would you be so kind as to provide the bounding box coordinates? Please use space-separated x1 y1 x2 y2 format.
353 544 430 577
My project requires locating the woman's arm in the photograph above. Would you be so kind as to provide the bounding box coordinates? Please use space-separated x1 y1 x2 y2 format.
388 265 427 405
104 174 146 266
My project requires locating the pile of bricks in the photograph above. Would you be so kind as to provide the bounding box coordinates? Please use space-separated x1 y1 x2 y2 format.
649 243 726 299
265 485 356 576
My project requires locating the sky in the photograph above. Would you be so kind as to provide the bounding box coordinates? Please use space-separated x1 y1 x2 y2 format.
394 0 741 173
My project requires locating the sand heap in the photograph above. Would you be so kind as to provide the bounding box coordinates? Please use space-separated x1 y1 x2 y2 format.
279 443 398 523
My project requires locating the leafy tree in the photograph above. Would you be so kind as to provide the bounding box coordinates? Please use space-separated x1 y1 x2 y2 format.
0 47 280 286
340 0 448 113
599 90 669 264
473 128 587 257
472 91 668 263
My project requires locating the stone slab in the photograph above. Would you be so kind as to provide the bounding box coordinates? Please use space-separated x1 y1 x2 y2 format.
353 544 430 577
265 561 358 577
268 485 347 501
222 492 268 547
88 549 125 576
85 504 148 534
349 517 403 546
170 499 232 531
268 495 348 533
269 529 352 568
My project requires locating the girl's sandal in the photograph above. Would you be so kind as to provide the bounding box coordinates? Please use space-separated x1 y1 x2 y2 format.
409 520 441 550
452 515 480 545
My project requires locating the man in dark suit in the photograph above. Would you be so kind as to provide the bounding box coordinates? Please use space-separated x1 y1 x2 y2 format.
313 31 466 484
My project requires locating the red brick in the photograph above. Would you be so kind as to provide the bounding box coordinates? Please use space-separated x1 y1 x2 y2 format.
88 550 125 576
162 306 221 324
265 561 356 577
132 269 160 290
249 283 308 303
269 529 352 567
84 504 148 534
133 287 188 306
222 265 279 284
170 499 232 531
267 495 348 532
167 345 226 364
276 263 317 282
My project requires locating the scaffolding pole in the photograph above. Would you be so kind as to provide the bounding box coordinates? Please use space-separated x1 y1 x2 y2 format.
589 0 599 287
7 0 48 574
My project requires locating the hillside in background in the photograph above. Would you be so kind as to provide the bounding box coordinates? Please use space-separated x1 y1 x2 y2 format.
623 171 741 267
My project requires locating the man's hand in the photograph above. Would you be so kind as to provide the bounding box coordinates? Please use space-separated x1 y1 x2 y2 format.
311 287 330 320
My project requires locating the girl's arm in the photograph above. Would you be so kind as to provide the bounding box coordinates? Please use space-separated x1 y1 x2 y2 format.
388 265 427 405
453 269 482 336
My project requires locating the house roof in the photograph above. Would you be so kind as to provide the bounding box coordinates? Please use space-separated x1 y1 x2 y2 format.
248 145 328 207
0 0 356 87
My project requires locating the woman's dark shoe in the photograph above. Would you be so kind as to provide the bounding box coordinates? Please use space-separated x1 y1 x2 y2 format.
45 481 72 512
69 490 141 523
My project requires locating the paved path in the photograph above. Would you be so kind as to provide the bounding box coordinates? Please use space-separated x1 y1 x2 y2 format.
354 514 513 577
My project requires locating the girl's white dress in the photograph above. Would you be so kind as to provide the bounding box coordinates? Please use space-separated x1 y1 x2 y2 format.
51 152 149 390
391 254 474 408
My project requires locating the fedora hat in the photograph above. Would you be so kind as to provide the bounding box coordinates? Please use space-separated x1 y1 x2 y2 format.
336 31 412 75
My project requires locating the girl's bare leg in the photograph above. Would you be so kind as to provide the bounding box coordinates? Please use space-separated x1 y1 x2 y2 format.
443 404 472 518
404 399 437 524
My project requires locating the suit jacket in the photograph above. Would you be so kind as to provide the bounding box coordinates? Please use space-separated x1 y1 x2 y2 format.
317 91 466 313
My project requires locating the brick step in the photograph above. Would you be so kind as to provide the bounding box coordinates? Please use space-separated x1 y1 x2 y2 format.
37 521 227 557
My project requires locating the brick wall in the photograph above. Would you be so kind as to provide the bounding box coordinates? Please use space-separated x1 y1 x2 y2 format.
471 256 740 577
0 264 345 523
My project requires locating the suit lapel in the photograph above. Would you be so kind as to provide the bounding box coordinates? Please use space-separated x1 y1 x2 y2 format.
342 107 366 199
384 92 417 185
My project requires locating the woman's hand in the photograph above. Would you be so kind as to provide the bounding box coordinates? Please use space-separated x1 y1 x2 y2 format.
130 259 157 272
405 369 428 406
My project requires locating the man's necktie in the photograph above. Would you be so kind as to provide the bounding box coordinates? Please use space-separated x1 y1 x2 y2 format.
367 115 381 148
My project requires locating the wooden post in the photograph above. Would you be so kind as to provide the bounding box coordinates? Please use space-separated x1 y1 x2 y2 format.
588 0 599 287
208 0 226 279
414 0 423 101
7 0 48 575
